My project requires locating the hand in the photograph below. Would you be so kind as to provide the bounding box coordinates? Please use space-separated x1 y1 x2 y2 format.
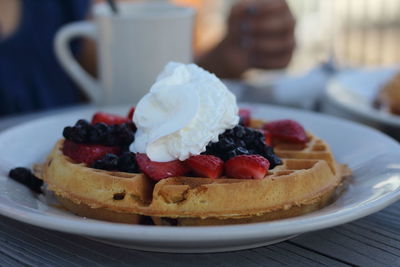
197 0 295 79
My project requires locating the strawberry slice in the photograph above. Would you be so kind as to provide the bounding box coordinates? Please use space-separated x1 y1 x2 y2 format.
127 107 135 120
62 140 121 165
261 129 272 146
92 112 131 125
185 155 224 179
263 119 308 144
225 155 270 179
135 154 189 181
239 108 251 127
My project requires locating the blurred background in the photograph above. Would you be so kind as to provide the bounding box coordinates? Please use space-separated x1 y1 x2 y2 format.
176 0 400 71
1 0 399 139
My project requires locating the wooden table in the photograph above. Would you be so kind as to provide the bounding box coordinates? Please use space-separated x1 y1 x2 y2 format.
1 107 399 266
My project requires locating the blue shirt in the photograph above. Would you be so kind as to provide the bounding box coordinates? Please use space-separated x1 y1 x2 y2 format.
0 0 90 116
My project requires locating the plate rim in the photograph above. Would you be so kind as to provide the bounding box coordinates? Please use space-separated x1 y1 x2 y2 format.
326 74 400 127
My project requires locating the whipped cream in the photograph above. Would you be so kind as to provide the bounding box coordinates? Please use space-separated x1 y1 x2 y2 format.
131 62 239 162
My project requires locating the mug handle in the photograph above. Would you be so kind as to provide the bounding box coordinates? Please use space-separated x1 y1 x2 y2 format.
54 21 102 104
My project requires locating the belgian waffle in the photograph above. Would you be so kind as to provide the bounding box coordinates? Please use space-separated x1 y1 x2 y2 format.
40 120 350 226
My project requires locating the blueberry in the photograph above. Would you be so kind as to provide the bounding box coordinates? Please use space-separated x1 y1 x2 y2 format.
63 126 73 139
92 153 119 170
75 119 90 128
219 138 235 150
236 147 249 155
227 149 237 159
118 152 139 173
114 124 135 146
8 167 43 193
234 125 246 138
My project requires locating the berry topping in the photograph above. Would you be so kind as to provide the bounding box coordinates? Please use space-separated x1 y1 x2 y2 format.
63 120 135 147
127 107 135 120
63 119 90 143
225 155 270 179
238 108 251 127
92 112 131 125
135 153 189 181
202 125 282 168
92 153 119 171
106 123 135 147
62 140 121 165
117 152 140 173
91 152 140 173
185 155 224 179
8 167 43 193
263 119 308 144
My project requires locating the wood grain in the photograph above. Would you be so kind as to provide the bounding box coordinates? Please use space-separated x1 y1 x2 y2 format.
3 200 398 266
0 213 354 266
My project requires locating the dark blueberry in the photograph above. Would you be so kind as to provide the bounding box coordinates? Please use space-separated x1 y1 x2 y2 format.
87 126 101 143
88 123 109 143
113 124 135 146
62 126 73 139
219 138 235 150
254 130 264 139
8 167 43 193
234 125 246 138
227 149 238 159
268 154 283 168
63 122 88 143
236 140 246 148
248 149 256 155
92 153 119 170
75 119 90 128
118 152 139 173
236 147 249 155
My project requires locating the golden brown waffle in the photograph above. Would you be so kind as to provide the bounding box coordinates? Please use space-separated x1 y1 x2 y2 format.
40 121 350 226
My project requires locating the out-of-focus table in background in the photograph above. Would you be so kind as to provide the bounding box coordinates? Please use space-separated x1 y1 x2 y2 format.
0 105 399 266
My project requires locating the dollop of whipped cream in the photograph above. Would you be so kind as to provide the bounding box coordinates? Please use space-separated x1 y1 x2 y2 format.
131 62 239 162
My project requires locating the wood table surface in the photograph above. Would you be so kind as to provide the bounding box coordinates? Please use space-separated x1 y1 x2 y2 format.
0 107 399 267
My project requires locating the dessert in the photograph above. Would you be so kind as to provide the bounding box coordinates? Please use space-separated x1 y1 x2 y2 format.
35 62 350 226
374 73 400 115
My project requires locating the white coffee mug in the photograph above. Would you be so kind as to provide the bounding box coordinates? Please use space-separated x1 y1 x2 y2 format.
55 1 194 105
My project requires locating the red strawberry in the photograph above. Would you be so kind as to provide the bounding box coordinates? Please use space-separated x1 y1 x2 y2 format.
263 119 308 144
185 155 224 179
127 107 135 120
62 140 121 165
135 154 189 181
225 155 270 179
239 108 251 127
261 129 272 146
91 112 131 125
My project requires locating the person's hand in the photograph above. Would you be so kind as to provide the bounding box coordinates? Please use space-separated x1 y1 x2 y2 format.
197 0 295 79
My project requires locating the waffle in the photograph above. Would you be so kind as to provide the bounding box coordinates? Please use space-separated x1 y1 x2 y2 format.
40 120 350 226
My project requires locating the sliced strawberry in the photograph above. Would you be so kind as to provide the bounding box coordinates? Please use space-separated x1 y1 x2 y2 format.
239 108 251 127
91 112 131 125
225 155 270 179
127 107 135 121
263 119 308 144
261 129 272 146
185 155 224 179
135 154 190 181
62 140 121 165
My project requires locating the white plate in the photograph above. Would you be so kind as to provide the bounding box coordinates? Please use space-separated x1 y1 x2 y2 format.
325 67 400 128
0 104 400 253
